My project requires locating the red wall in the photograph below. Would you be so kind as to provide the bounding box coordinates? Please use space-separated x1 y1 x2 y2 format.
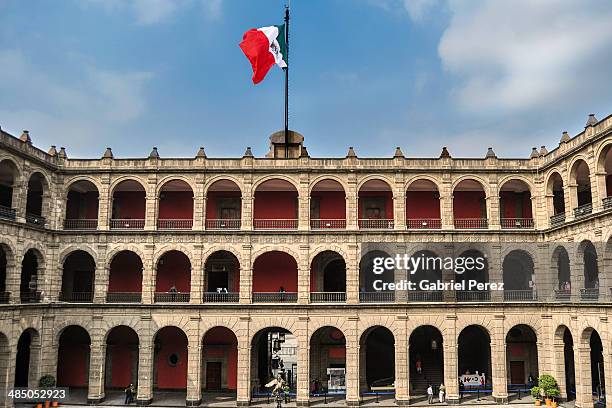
111 347 134 387
57 328 90 387
254 191 297 219
156 251 191 292
108 252 143 292
606 175 612 197
206 191 241 219
312 191 345 219
358 191 393 218
113 191 145 219
159 191 193 219
66 191 99 219
203 328 238 390
155 328 188 389
453 191 486 218
405 191 440 218
499 191 532 218
253 252 297 292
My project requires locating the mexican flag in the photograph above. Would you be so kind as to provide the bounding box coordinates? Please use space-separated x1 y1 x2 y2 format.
239 25 287 84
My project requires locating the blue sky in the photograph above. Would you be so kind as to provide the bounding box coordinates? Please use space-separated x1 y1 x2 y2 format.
1 0 612 158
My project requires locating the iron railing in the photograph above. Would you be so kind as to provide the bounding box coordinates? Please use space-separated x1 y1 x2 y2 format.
408 291 443 302
110 219 145 229
456 291 491 302
205 219 241 230
64 219 98 230
310 219 346 229
253 219 298 229
500 218 534 229
202 292 239 303
157 219 193 229
154 292 190 302
0 205 16 221
603 196 612 209
59 292 93 302
550 213 566 226
554 289 572 301
406 218 441 229
106 292 142 303
310 292 346 303
358 219 394 229
20 291 41 303
25 213 45 227
573 203 593 218
252 292 298 303
454 218 488 229
359 292 395 303
504 290 536 301
580 288 599 301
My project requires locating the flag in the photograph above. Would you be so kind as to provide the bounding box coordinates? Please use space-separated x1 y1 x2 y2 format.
239 25 287 84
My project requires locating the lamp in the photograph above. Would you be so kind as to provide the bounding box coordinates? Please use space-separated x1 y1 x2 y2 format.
431 339 438 350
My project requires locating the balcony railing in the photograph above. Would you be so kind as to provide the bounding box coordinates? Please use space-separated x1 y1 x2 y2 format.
310 219 346 229
252 292 297 303
310 292 346 303
59 292 93 302
500 218 534 229
456 291 491 302
406 218 441 229
20 291 41 303
454 218 488 229
25 213 45 227
359 291 395 303
157 219 193 229
504 290 536 301
154 292 190 302
110 219 145 229
0 205 16 221
408 291 443 302
106 292 142 303
358 219 394 229
253 219 298 229
554 289 572 301
550 213 565 226
580 288 599 301
573 203 593 218
202 292 239 303
205 219 241 230
0 292 10 303
603 196 612 209
64 219 98 230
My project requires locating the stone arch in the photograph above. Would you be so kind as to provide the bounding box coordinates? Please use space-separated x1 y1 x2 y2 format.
451 175 490 197
152 245 195 267
404 175 442 192
155 175 197 196
108 176 148 194
251 246 301 265
252 175 300 192
63 176 103 198
545 169 566 194
54 321 93 346
203 175 245 195
106 245 147 266
356 175 395 192
202 245 243 267
58 245 98 266
309 174 349 193
308 245 349 266
101 320 144 344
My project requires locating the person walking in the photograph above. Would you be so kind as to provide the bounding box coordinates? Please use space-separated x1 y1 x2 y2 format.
439 383 446 403
124 384 133 404
416 358 422 374
427 384 434 404
129 384 136 404
459 380 465 399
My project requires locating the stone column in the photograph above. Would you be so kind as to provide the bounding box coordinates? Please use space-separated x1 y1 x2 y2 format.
395 319 409 405
298 245 310 304
394 192 406 230
142 244 155 304
193 176 205 231
186 342 202 406
98 176 111 230
487 194 501 230
346 244 359 304
236 331 251 406
345 317 360 406
567 183 578 220
189 250 203 305
441 193 454 229
144 194 158 230
592 168 604 212
136 342 154 405
241 178 253 231
295 317 310 406
239 245 252 304
87 340 106 404
93 266 109 304
11 175 26 223
552 338 568 400
491 319 508 403
443 335 459 403
574 345 593 408
6 257 19 304
346 193 358 231
298 194 309 231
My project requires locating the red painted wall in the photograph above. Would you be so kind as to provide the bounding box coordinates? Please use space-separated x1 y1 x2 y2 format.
158 191 193 219
499 191 532 218
66 191 99 219
57 328 90 387
311 191 346 219
358 191 393 218
453 191 486 218
156 251 191 292
206 191 241 219
607 175 612 197
254 191 297 219
329 347 346 359
113 191 145 219
405 191 440 218
203 328 238 390
253 252 297 292
107 326 139 388
108 252 143 292
155 328 188 389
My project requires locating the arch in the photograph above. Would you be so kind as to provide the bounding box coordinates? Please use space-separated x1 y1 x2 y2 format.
202 326 238 392
310 250 346 296
20 248 43 303
156 176 196 196
499 178 533 228
408 250 442 300
14 328 40 387
405 178 441 228
579 240 600 291
155 250 191 301
506 324 539 385
356 175 395 192
253 178 299 229
153 326 189 391
456 249 490 301
358 178 394 229
453 178 488 228
57 325 91 388
310 178 346 229
25 171 49 223
552 246 571 295
309 175 349 193
204 176 243 195
108 250 143 300
65 179 100 229
252 251 298 298
546 171 566 218
359 250 395 302
554 325 576 401
0 242 14 301
0 158 20 210
205 178 242 230
569 158 592 207
252 175 299 192
250 326 297 393
203 250 241 298
458 325 491 389
110 178 146 227
104 325 139 390
580 327 605 401
502 250 535 297
157 179 194 229
309 326 346 397
451 176 489 196
359 325 395 394
58 245 97 266
409 325 444 396
60 250 96 302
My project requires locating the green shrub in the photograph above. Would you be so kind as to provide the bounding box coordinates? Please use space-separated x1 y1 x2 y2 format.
538 374 560 400
39 375 56 387
531 386 542 400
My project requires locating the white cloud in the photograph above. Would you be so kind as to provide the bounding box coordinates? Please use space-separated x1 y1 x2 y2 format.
438 0 612 113
201 0 223 20
132 0 181 25
402 0 439 21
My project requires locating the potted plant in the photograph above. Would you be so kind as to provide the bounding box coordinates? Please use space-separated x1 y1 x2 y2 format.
39 375 56 387
531 386 542 406
536 375 560 407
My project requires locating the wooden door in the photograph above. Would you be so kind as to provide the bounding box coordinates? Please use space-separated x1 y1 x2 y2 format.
510 361 525 384
206 362 222 390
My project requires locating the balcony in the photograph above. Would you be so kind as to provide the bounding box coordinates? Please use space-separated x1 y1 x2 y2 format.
59 292 93 302
157 219 193 230
252 292 297 303
603 196 612 209
454 218 488 229
310 292 346 303
359 292 395 303
550 213 565 226
253 219 298 229
202 292 239 303
503 290 536 301
154 292 190 302
0 292 10 303
106 292 142 303
20 291 41 303
0 205 16 221
64 219 98 230
554 289 571 301
456 291 491 302
406 218 441 229
110 218 145 229
358 219 394 229
573 203 593 218
25 213 45 227
500 218 534 229
580 288 599 301
408 291 443 302
310 219 346 229
205 219 241 230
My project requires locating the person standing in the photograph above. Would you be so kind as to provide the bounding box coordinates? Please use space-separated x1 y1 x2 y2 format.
124 384 133 405
439 383 446 403
416 358 422 374
427 384 434 404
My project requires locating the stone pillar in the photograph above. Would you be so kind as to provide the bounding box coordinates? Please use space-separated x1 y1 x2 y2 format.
441 194 454 229
6 257 19 304
491 319 508 403
186 342 202 406
552 338 568 400
136 342 154 405
193 176 205 231
98 176 111 230
93 266 109 304
394 192 406 230
144 194 157 230
11 175 26 223
346 193 358 231
488 194 500 229
0 338 15 408
346 244 359 304
296 317 310 406
239 245 252 304
567 183 578 220
87 340 106 404
592 168 604 212
345 317 360 406
545 193 554 227
395 319 409 405
241 178 253 231
298 245 310 304
298 194 309 231
574 345 593 408
142 244 155 304
189 251 203 305
443 334 459 403
236 331 251 406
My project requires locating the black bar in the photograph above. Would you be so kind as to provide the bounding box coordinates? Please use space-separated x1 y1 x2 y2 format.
284 5 289 158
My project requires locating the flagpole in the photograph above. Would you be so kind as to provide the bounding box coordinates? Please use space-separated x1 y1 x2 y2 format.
284 4 290 158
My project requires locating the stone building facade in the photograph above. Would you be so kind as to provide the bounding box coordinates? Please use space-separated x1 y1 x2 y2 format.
0 114 612 407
